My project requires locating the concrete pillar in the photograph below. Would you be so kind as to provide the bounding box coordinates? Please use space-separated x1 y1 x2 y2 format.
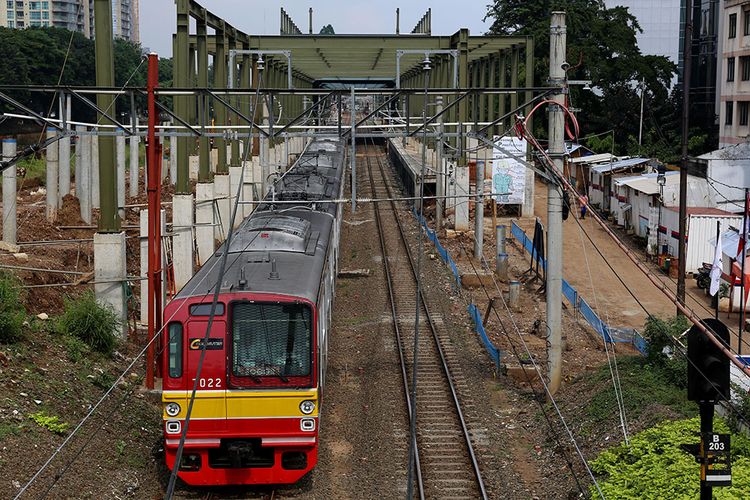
509 280 521 311
139 209 166 324
210 148 218 172
116 132 126 209
214 174 230 241
496 253 509 280
229 165 242 228
195 182 215 265
129 125 139 198
474 160 485 258
495 224 508 275
172 194 195 290
45 128 59 222
189 154 199 180
2 138 17 246
91 134 100 209
58 132 71 206
94 231 127 337
79 133 92 224
455 164 469 231
74 125 84 197
169 134 177 185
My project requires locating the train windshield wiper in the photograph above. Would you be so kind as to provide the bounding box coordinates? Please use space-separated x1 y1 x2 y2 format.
266 366 289 383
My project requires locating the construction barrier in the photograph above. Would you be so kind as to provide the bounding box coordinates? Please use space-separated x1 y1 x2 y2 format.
414 210 461 289
468 303 502 370
511 220 648 354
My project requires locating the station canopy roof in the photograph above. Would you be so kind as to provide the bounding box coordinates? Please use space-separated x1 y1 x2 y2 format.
191 33 530 83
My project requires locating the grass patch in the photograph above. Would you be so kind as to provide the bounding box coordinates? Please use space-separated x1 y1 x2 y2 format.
0 422 22 440
28 411 69 435
0 271 27 344
57 292 119 355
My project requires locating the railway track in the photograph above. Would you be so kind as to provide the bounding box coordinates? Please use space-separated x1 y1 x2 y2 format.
364 143 487 500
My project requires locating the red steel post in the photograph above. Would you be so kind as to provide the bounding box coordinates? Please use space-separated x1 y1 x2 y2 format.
146 53 163 389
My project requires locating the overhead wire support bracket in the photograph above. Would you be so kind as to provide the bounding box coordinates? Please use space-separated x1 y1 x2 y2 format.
228 49 293 89
274 89 337 137
135 88 203 137
408 91 471 137
469 132 556 184
205 89 269 138
342 90 403 138
67 88 130 131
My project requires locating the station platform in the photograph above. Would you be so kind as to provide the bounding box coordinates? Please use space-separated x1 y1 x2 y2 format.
387 139 437 199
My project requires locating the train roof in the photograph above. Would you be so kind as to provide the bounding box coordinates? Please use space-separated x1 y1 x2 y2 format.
174 136 344 304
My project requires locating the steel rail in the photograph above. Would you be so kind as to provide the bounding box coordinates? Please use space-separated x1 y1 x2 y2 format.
365 151 425 500
370 143 488 499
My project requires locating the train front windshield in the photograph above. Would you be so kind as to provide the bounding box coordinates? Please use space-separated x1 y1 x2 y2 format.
231 302 312 384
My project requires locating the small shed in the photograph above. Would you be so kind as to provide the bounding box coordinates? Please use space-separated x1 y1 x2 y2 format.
611 171 713 236
660 206 742 272
588 157 650 212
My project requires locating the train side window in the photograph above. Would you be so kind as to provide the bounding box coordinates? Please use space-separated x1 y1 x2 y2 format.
190 303 225 316
168 323 183 378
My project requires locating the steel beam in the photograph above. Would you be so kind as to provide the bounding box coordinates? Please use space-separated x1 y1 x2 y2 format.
93 0 118 232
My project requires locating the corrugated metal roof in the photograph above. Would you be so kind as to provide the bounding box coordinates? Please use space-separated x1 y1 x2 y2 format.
571 153 617 164
590 157 650 174
662 206 734 216
614 171 679 191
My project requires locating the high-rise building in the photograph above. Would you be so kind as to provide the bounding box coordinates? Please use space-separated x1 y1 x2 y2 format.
605 0 683 70
719 0 750 146
0 0 139 43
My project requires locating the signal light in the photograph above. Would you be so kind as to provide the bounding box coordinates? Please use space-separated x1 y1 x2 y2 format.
687 319 730 403
562 191 570 221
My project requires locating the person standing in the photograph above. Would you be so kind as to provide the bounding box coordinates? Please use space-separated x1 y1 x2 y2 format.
580 194 589 219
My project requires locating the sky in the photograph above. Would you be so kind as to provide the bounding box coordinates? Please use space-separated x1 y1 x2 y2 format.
139 1 493 56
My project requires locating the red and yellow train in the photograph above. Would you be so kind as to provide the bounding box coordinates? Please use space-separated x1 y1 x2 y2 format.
161 136 344 485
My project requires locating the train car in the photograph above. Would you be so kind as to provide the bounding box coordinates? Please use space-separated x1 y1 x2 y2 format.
160 136 345 486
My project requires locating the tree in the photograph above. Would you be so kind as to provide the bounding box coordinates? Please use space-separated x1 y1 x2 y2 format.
319 24 335 35
484 1 701 159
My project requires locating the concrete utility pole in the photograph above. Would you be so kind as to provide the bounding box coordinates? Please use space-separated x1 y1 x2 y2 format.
678 0 693 311
474 160 484 259
546 11 566 395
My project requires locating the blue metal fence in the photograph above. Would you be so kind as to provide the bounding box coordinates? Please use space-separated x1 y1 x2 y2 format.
414 210 461 289
468 303 502 370
511 221 647 354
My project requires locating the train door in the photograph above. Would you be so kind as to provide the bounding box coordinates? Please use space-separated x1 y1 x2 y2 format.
186 320 227 424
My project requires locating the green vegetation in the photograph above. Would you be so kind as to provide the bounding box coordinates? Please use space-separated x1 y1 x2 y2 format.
57 292 119 355
0 26 172 124
590 418 750 498
641 315 690 388
584 356 696 434
0 271 27 344
28 411 69 435
484 0 715 160
64 335 91 363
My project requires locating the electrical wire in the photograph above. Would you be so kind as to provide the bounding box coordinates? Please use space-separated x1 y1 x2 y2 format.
164 64 268 499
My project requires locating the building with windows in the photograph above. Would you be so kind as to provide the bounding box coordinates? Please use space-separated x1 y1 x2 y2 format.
719 0 750 146
0 0 139 43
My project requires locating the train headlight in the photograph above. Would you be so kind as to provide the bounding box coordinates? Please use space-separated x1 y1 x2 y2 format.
299 400 316 415
165 402 181 417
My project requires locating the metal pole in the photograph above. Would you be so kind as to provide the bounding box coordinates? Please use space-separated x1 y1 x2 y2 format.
350 86 356 212
699 402 714 500
638 79 645 154
678 0 693 311
546 11 566 395
94 0 118 232
145 53 162 390
197 16 210 182
309 7 313 35
396 8 400 35
474 160 484 259
436 96 444 230
741 188 748 354
716 220 720 321
174 0 190 193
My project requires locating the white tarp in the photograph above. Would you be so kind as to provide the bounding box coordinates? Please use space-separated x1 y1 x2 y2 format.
492 136 528 205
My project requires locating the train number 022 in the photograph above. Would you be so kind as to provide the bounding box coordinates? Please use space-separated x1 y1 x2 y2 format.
195 377 222 388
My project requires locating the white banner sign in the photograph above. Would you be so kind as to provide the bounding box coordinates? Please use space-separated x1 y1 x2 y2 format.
492 136 528 205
